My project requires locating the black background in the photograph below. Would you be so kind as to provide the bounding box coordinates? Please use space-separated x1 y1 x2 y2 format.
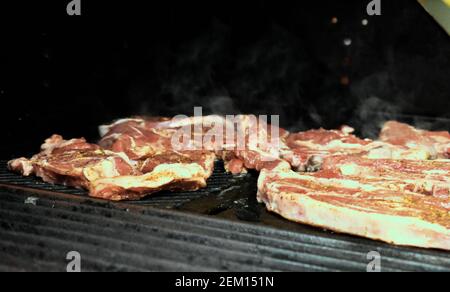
0 0 449 158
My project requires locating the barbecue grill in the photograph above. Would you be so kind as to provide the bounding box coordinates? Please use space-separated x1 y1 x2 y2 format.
1 153 450 272
1 0 450 272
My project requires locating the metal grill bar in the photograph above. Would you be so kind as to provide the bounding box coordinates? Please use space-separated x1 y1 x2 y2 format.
0 190 325 271
0 160 237 208
0 187 449 272
0 193 345 271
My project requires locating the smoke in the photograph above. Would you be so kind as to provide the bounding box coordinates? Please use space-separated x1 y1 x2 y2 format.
346 71 399 138
125 4 450 135
206 96 238 115
307 105 323 126
128 21 317 128
350 96 400 139
129 19 231 117
348 57 450 138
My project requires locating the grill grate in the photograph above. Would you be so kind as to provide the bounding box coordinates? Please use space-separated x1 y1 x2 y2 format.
0 187 449 272
0 160 239 208
1 161 450 272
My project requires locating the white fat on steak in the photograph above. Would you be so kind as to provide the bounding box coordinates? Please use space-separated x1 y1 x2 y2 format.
99 118 147 137
89 162 212 201
320 155 450 198
257 165 450 250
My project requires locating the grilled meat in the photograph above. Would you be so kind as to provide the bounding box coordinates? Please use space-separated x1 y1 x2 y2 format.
282 126 432 171
8 134 216 201
99 117 175 160
257 124 450 249
257 161 450 250
319 155 450 198
380 121 450 159
210 115 289 174
8 135 137 189
89 152 216 201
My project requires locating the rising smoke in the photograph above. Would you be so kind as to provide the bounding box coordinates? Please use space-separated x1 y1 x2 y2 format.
127 3 450 138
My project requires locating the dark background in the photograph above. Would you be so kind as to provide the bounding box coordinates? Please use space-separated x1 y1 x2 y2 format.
1 0 449 158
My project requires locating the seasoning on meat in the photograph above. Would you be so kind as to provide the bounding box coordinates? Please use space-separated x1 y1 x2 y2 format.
257 161 450 250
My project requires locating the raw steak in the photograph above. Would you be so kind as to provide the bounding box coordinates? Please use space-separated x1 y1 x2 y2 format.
257 163 450 250
380 121 450 159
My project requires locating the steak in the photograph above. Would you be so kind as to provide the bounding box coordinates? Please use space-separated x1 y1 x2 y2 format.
89 152 216 201
8 135 137 189
99 117 175 160
99 116 217 165
257 163 450 250
98 116 217 188
218 115 289 174
282 126 432 171
380 121 450 159
98 117 221 200
281 126 370 171
8 134 216 201
319 155 450 198
258 123 450 249
152 114 289 174
98 115 291 206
